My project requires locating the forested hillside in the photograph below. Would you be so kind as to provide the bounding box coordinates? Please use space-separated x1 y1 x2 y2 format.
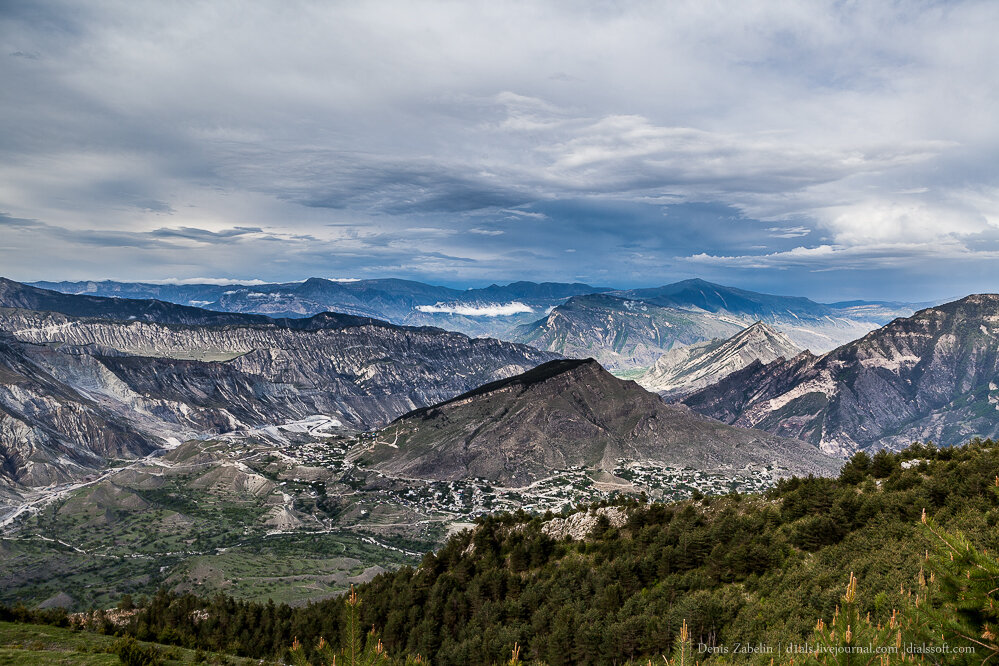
8 440 999 664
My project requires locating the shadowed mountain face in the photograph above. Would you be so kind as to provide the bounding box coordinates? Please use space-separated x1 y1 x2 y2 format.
683 294 999 455
638 322 801 398
355 359 839 485
0 280 557 489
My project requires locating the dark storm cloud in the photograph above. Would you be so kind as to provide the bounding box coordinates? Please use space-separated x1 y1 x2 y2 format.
1 1 998 299
286 159 532 214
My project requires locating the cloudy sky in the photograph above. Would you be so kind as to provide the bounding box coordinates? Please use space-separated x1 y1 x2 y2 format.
2 1 998 301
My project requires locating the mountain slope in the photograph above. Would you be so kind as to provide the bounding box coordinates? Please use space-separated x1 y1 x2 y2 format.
0 337 156 488
638 322 801 398
683 294 999 455
514 280 913 371
356 358 839 485
512 294 746 371
614 278 892 352
0 278 278 326
0 281 557 488
614 278 833 318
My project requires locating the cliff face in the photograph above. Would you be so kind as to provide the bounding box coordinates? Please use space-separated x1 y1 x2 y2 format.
0 282 557 489
0 339 156 488
356 359 839 485
0 309 555 428
683 295 999 455
638 322 801 398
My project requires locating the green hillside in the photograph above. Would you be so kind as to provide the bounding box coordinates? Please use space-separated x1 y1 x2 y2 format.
9 439 999 664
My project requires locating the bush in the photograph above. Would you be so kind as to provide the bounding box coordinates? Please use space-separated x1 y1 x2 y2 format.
113 635 164 666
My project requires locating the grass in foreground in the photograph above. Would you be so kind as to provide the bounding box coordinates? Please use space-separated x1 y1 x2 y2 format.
0 620 272 665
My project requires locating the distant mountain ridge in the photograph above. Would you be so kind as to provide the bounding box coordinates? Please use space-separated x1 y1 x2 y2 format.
356 358 839 485
30 278 610 340
515 279 925 367
30 277 929 358
638 322 801 398
613 278 833 318
683 294 999 455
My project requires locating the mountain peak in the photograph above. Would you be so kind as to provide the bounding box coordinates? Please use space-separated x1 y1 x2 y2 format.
397 358 598 420
364 357 837 485
639 321 801 398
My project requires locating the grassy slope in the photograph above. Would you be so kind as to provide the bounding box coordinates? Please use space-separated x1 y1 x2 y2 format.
0 621 271 665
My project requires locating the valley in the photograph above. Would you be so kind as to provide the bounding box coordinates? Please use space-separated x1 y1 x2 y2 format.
1 418 801 610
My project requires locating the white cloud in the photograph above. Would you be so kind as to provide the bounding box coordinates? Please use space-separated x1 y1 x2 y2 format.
142 277 269 286
502 209 549 220
415 301 535 316
685 238 999 271
767 226 811 238
468 228 504 236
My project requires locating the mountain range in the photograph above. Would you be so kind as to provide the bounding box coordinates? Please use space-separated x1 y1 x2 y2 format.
517 280 926 369
33 277 928 368
683 294 999 455
31 278 608 340
0 279 555 489
511 293 746 371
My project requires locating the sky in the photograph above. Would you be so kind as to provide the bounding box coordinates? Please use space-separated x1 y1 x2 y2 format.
2 1 998 302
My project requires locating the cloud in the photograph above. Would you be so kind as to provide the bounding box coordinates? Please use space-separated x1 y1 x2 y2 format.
502 209 549 220
149 226 265 242
1 1 998 299
685 237 999 271
141 277 270 286
415 302 535 316
767 225 811 238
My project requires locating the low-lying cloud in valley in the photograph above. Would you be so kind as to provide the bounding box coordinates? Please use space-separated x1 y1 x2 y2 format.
415 302 535 317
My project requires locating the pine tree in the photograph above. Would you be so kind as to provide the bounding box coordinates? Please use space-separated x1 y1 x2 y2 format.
798 572 915 665
912 509 999 663
289 586 420 666
666 619 696 665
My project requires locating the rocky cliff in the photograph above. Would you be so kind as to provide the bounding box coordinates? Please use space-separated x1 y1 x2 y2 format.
683 295 999 455
638 322 801 398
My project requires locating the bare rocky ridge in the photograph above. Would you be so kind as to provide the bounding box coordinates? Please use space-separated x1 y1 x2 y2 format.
683 295 999 455
0 338 156 487
33 278 929 367
0 281 557 489
638 322 801 398
356 359 840 485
